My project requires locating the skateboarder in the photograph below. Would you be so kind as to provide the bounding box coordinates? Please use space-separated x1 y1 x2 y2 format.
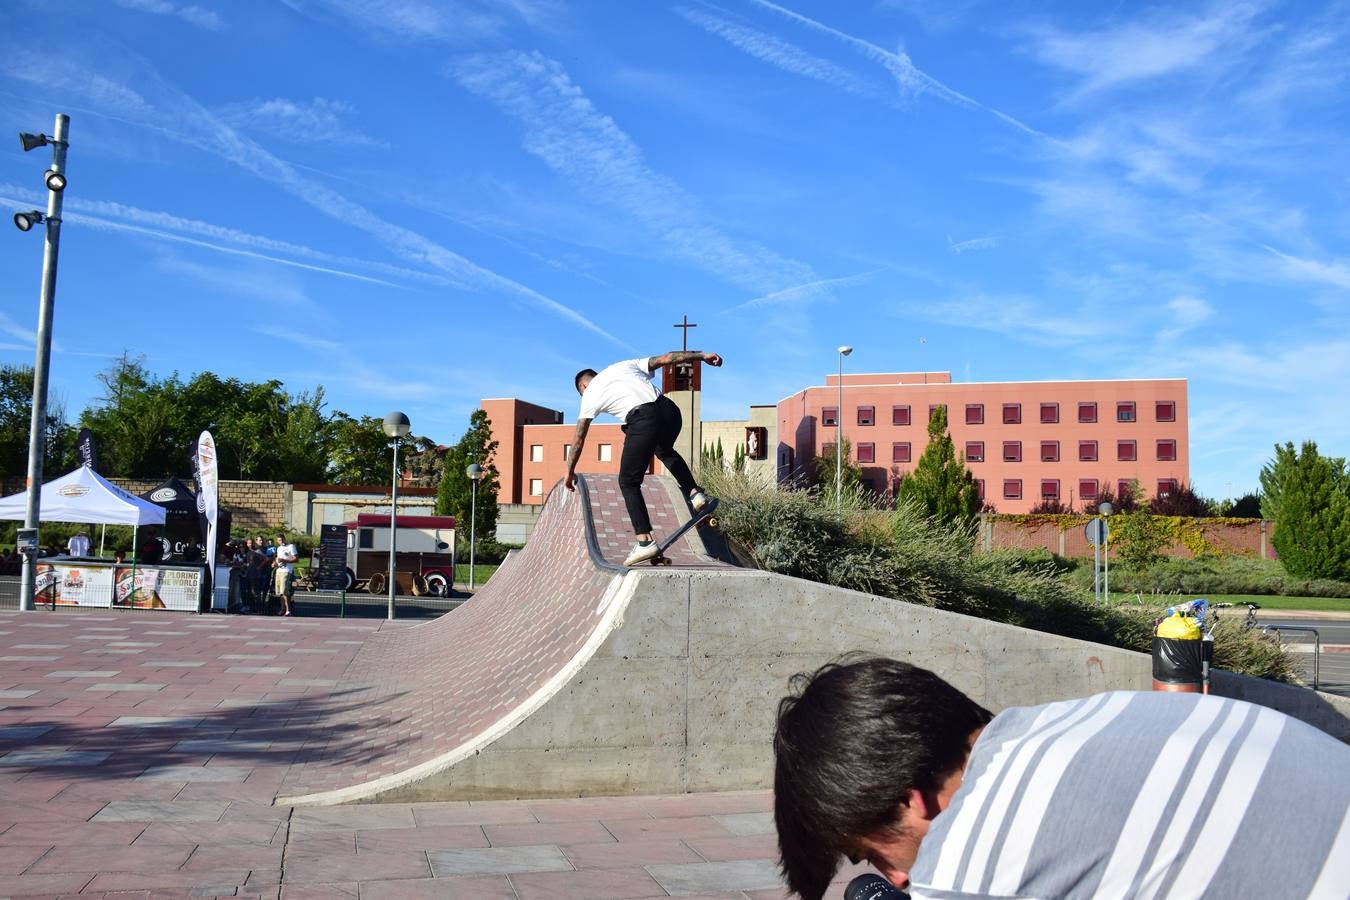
565 351 723 566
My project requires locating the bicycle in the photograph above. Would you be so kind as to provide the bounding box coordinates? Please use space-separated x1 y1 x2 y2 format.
1213 601 1263 631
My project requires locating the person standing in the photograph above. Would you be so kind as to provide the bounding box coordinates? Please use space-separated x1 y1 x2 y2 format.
66 530 91 557
565 350 723 566
273 534 298 616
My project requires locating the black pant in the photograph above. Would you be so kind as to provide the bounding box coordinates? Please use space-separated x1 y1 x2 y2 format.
620 395 699 534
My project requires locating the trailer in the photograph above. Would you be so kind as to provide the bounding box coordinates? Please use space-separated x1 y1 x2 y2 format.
339 513 456 596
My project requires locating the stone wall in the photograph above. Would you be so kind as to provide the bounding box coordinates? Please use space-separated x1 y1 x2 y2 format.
107 477 291 533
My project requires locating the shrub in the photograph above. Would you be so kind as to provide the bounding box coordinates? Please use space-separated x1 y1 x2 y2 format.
1092 556 1350 599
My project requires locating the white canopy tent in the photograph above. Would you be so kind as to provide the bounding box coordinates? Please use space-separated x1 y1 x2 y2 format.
0 465 166 526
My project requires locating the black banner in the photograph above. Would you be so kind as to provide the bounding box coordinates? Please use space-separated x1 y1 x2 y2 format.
76 428 98 469
317 524 348 591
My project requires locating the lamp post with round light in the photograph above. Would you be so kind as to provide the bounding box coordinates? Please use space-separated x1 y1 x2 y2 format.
466 463 482 590
12 114 70 614
1099 500 1113 601
382 412 410 620
835 345 853 513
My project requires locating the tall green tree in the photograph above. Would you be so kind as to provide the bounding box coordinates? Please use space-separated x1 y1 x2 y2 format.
895 405 980 524
1268 441 1350 579
435 409 500 540
0 364 69 479
329 413 416 485
1259 443 1301 521
813 435 862 503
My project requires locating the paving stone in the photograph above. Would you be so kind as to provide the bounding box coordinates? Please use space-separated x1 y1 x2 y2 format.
0 689 38 699
0 725 53 741
13 643 69 649
45 670 121 678
603 815 734 842
484 820 615 848
140 660 206 667
108 715 205 728
647 859 785 895
137 765 252 782
0 655 60 661
355 824 488 853
562 837 702 869
85 683 165 692
1 749 111 766
289 805 416 832
683 834 778 862
355 875 516 899
171 739 273 752
219 655 276 660
284 849 432 884
29 841 196 874
92 800 229 823
428 844 573 877
509 865 671 899
713 812 775 836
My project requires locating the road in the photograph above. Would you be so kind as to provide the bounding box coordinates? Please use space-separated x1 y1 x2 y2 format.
1256 615 1350 697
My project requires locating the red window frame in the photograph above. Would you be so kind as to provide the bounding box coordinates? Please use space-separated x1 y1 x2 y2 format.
1078 402 1097 423
928 403 947 423
1118 440 1137 462
1157 439 1177 462
1041 479 1060 501
857 406 875 426
1156 401 1176 422
1118 480 1134 501
1157 478 1178 498
1003 441 1022 462
1040 402 1059 424
1079 478 1099 500
965 441 984 463
1002 403 1021 424
857 442 875 464
892 405 911 426
1041 441 1060 462
1117 402 1136 422
892 442 912 464
822 407 838 427
1079 440 1098 462
965 403 984 425
1003 479 1022 500
976 479 985 501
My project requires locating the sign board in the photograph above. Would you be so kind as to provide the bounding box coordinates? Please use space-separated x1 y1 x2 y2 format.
316 523 348 591
16 528 38 553
1085 518 1109 547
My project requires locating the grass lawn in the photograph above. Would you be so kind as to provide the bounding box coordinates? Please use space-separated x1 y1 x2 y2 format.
1110 592 1350 613
455 563 499 586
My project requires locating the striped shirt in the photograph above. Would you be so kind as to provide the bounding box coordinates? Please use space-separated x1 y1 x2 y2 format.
907 692 1350 899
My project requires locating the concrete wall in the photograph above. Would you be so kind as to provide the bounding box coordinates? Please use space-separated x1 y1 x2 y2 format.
110 477 292 532
376 568 1349 801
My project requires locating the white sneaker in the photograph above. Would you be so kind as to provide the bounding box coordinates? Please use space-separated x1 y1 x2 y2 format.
624 541 660 567
689 490 710 512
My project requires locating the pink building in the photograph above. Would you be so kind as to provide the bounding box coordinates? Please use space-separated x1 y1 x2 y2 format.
777 372 1188 513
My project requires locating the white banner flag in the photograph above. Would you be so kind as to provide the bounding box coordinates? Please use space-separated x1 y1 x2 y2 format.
196 431 219 574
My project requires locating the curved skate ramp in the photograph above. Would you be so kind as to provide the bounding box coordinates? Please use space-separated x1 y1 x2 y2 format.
276 474 730 805
279 475 1349 806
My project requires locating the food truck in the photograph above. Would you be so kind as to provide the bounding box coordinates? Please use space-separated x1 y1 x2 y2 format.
342 513 456 596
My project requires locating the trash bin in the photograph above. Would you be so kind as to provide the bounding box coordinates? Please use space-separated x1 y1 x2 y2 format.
1152 601 1211 693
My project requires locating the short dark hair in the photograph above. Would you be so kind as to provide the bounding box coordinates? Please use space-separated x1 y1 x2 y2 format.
773 656 992 899
574 368 597 391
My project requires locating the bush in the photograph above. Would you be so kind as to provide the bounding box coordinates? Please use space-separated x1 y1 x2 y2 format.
457 538 520 565
1092 556 1350 599
704 470 1293 680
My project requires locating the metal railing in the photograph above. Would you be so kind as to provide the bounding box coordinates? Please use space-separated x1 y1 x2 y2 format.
1264 625 1321 692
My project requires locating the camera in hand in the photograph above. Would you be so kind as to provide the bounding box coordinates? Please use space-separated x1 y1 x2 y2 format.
844 873 909 900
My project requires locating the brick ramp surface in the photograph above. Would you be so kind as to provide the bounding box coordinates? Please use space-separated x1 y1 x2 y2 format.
275 475 731 805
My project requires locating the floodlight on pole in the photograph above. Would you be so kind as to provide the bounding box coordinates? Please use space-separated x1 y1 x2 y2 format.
382 411 410 620
466 463 483 591
15 113 70 613
835 345 853 513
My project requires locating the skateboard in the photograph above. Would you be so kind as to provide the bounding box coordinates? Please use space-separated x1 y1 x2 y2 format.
647 498 720 567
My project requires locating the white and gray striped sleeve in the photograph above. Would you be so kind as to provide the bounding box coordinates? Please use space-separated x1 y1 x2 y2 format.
908 692 1350 900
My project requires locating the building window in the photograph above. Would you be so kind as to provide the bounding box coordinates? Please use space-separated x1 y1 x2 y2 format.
1002 403 1021 424
965 441 984 463
1040 403 1059 424
1003 441 1022 462
822 407 838 427
358 528 373 549
1156 401 1177 422
1080 479 1099 500
1119 480 1135 502
529 444 544 463
598 443 613 462
976 479 985 501
1157 478 1178 498
1003 479 1022 500
892 405 911 426
1157 439 1177 462
928 404 948 424
1117 440 1137 462
562 444 571 460
1041 479 1060 501
965 404 984 425
529 478 543 497
1079 440 1098 462
892 442 912 464
857 405 875 426
1117 402 1136 422
1041 441 1060 462
857 443 876 464
823 442 836 458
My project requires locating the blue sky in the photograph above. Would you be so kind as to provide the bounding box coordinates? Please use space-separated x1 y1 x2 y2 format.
1 0 1347 497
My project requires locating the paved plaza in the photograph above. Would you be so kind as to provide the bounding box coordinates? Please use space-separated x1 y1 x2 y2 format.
0 609 882 898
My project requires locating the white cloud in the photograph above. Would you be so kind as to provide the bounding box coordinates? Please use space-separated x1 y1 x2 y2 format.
1158 295 1215 341
255 325 342 353
216 97 387 148
897 292 1117 348
113 0 224 30
279 0 555 42
0 312 37 344
1263 246 1350 291
723 269 882 313
947 235 999 254
453 50 815 294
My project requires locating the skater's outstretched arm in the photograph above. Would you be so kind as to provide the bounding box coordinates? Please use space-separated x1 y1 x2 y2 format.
564 417 591 492
647 350 723 372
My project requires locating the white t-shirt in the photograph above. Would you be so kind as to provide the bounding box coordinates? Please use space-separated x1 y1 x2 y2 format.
275 542 298 573
67 534 91 556
578 357 660 422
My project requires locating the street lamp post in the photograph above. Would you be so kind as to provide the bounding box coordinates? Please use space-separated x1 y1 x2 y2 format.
14 114 70 613
835 345 853 513
1099 500 1113 601
382 412 410 620
466 463 482 590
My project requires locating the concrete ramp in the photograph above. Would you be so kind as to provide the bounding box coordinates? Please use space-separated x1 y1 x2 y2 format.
278 475 1349 806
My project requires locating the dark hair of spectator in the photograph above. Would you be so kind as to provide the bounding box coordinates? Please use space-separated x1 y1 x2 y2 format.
574 368 597 391
772 655 993 900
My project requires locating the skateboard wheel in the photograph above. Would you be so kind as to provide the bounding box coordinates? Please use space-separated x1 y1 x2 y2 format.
706 517 718 528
